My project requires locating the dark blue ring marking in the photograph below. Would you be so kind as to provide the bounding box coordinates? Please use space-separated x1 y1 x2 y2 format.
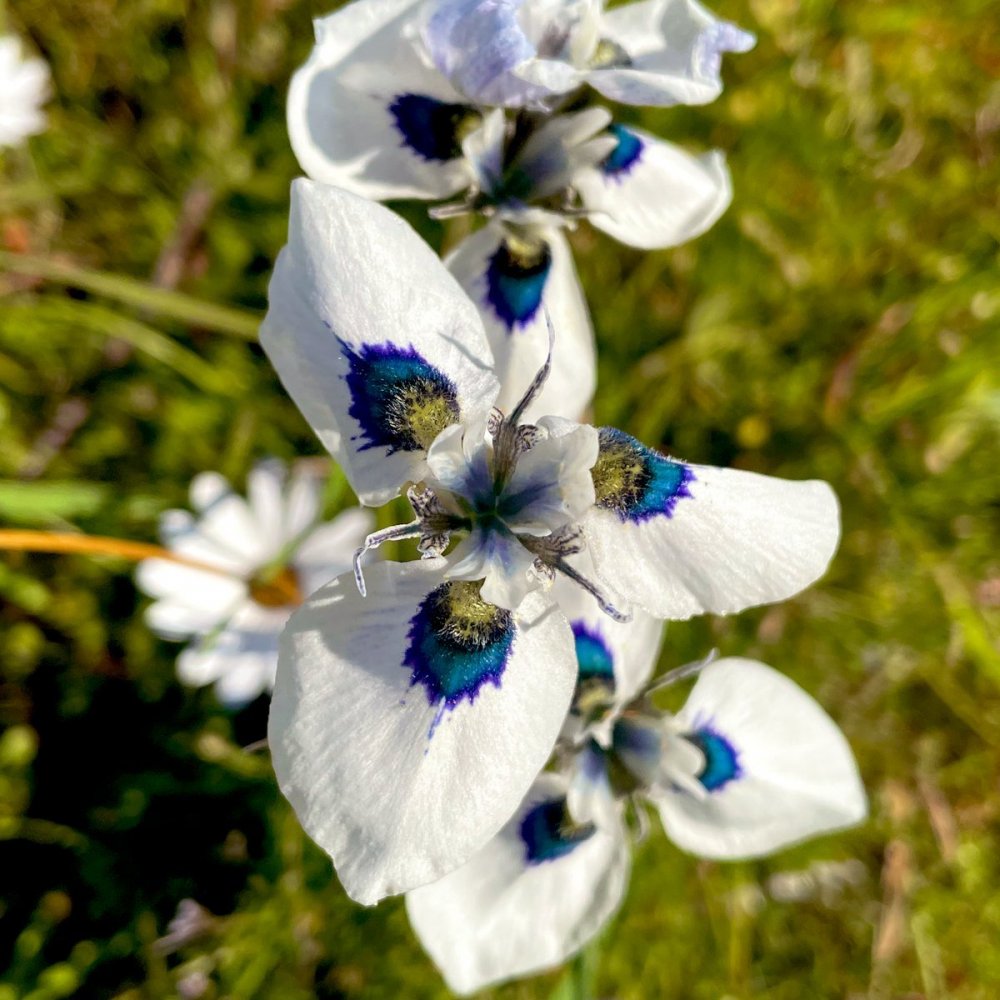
339 338 459 454
403 581 515 723
520 797 595 865
687 725 742 792
592 427 695 523
389 93 479 162
601 124 644 178
572 621 615 683
484 236 552 330
571 621 617 714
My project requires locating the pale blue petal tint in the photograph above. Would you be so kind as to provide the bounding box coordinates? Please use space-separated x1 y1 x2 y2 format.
423 0 544 105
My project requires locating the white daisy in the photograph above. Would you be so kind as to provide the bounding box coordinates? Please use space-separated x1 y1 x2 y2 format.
0 35 50 149
136 460 372 706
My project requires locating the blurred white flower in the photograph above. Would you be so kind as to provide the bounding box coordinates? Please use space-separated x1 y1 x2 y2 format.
136 460 372 706
0 35 50 148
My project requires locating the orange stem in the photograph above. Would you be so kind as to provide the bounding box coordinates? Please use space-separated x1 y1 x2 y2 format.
0 529 235 577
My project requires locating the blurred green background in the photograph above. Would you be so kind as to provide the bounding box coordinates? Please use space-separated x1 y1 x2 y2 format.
1 0 998 997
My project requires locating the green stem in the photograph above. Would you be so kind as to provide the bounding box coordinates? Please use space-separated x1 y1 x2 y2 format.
0 250 261 339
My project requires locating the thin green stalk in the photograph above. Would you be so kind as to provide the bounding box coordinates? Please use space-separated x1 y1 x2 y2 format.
0 250 261 339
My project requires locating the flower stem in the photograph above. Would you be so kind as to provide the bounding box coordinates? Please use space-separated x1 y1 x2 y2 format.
0 529 234 577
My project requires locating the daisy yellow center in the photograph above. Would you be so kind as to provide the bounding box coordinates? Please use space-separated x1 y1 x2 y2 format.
249 566 302 608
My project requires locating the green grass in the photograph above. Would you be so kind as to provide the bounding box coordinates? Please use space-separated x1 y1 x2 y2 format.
1 0 998 997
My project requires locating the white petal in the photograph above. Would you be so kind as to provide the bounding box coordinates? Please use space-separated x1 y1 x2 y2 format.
444 526 539 611
590 0 755 107
512 107 615 199
187 472 273 564
566 740 620 829
406 772 630 995
584 429 840 620
268 558 577 904
288 0 475 199
213 653 277 707
654 657 867 858
551 551 664 707
136 559 247 623
0 37 49 148
461 107 506 191
260 181 500 507
246 460 289 539
143 594 238 641
575 128 732 250
446 223 595 421
503 417 597 535
176 602 287 703
282 467 325 543
421 0 543 106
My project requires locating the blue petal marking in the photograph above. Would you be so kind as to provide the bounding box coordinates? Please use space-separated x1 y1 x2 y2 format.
520 797 595 865
601 124 644 177
613 716 661 759
339 338 459 454
389 93 475 162
687 725 742 791
572 621 615 683
593 427 695 523
403 583 514 732
580 739 609 784
485 237 552 330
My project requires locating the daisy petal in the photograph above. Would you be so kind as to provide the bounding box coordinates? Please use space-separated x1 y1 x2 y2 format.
293 508 376 597
653 657 867 858
406 773 630 995
179 602 288 701
268 558 577 904
584 429 840 620
261 181 500 506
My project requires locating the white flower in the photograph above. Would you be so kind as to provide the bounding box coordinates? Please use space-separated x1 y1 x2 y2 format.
286 0 743 420
0 35 50 149
443 106 732 418
423 0 756 109
136 460 372 706
405 585 866 994
259 181 841 904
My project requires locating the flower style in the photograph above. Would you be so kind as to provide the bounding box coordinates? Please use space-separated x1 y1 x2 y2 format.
0 35 50 149
287 0 745 418
136 460 372 706
260 181 840 904
405 582 867 994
